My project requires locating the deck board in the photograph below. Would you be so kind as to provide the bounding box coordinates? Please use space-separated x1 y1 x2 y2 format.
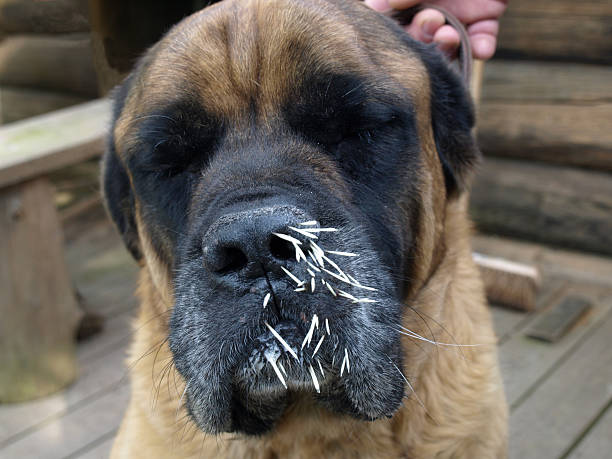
509 304 612 459
499 284 612 408
0 335 132 446
566 402 612 459
0 384 128 459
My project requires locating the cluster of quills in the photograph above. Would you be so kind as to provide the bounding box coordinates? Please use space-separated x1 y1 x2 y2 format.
260 220 378 393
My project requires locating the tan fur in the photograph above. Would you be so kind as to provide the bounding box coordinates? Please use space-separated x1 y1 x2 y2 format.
110 1 507 457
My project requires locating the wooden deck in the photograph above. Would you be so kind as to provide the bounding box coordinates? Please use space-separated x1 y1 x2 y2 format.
1 211 612 459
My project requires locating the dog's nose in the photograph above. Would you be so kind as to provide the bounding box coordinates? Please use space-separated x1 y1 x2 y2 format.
202 205 308 279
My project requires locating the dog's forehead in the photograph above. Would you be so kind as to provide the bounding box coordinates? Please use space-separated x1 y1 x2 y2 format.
115 0 429 145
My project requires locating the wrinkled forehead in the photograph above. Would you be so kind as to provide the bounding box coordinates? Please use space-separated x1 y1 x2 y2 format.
115 0 429 144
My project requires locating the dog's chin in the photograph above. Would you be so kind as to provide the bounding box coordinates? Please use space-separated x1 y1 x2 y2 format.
179 316 406 436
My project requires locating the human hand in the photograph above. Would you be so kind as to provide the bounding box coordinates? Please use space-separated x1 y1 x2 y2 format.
364 0 508 60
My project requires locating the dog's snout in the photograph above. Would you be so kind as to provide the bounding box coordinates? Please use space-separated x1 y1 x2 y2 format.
202 205 309 279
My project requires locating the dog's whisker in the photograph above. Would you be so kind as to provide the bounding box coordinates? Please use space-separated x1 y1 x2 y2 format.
175 382 190 421
308 364 321 393
281 266 305 286
388 358 428 413
263 293 271 309
396 327 483 347
265 322 298 360
266 354 288 389
312 335 325 357
325 318 331 335
289 226 318 239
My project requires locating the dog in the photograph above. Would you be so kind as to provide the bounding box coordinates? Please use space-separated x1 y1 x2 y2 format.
102 0 508 457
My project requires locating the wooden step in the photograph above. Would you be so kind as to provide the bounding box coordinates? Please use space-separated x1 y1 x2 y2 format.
478 60 612 171
497 0 612 64
470 157 612 256
0 99 110 188
0 86 87 124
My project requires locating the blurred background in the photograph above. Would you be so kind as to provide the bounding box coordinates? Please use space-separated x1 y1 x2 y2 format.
0 1 610 458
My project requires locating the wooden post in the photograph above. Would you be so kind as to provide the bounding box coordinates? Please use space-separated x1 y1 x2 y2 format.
0 178 81 402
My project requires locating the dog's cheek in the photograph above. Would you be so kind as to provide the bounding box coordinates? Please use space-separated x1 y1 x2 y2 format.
344 335 405 419
169 299 236 433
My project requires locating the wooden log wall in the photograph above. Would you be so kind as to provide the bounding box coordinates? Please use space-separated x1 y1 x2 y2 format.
471 0 612 256
0 0 98 124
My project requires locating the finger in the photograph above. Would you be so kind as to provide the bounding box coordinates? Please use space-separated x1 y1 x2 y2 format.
470 34 497 60
467 19 499 37
432 25 461 58
405 9 445 42
363 0 390 12
388 0 421 8
423 0 508 25
467 20 499 60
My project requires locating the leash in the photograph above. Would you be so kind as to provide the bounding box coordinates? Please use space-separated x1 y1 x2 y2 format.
383 3 473 87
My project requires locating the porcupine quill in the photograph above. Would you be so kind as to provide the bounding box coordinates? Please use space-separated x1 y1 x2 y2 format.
266 222 378 390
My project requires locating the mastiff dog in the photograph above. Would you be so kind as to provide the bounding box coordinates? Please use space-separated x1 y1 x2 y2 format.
102 0 508 457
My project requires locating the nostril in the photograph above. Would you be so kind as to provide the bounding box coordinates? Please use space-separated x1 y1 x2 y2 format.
215 246 249 274
269 235 295 261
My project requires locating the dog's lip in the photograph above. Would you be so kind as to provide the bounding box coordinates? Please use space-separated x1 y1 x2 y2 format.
236 319 332 393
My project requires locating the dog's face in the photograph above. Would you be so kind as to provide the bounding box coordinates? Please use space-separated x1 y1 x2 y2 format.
102 0 479 436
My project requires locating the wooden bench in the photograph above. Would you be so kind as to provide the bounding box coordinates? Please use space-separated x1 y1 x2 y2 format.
0 99 110 402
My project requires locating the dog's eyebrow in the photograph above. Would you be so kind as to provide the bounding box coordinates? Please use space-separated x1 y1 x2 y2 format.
127 100 224 169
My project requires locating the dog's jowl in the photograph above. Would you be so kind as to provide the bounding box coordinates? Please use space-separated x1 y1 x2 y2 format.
102 0 508 457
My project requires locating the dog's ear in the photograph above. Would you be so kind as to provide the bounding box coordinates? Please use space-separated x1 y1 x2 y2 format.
418 45 481 195
101 74 143 261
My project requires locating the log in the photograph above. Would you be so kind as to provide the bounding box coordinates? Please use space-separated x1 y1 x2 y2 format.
0 177 81 402
479 61 612 171
0 34 98 97
0 86 87 124
0 0 89 34
482 61 612 103
497 14 612 64
470 158 612 256
477 102 612 171
503 0 612 19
